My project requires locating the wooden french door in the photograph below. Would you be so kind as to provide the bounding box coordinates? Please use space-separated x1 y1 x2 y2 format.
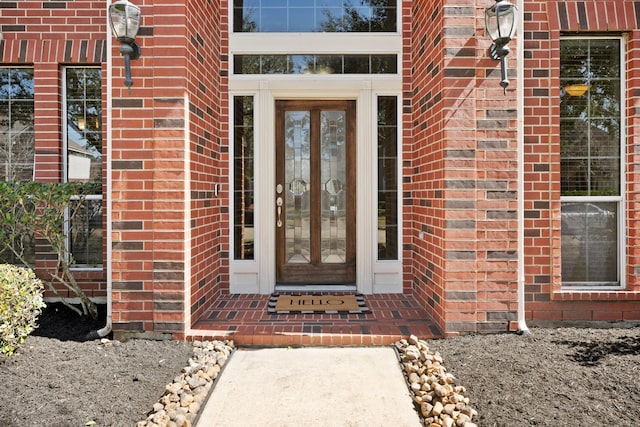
275 100 356 284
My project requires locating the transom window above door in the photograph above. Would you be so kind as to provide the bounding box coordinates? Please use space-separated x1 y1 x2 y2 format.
233 0 397 33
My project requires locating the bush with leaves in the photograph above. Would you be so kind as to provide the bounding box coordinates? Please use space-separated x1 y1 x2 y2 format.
0 181 99 319
0 264 46 356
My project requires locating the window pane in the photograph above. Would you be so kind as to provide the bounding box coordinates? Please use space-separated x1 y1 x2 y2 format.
344 55 369 74
70 198 103 266
561 202 618 284
289 7 317 32
233 0 397 32
233 96 255 260
377 96 398 260
560 39 620 198
0 68 35 182
66 68 102 192
235 54 398 75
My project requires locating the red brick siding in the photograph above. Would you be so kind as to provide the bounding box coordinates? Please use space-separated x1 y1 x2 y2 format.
408 0 447 334
0 1 107 299
408 0 520 335
111 1 190 335
5 0 640 337
185 0 226 332
523 1 640 324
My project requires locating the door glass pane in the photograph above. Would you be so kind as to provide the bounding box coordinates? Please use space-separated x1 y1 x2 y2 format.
284 111 311 263
320 111 346 263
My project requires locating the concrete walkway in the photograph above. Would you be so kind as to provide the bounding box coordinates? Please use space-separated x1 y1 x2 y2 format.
196 347 422 427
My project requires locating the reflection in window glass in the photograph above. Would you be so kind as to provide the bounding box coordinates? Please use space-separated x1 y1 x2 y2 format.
0 68 35 265
560 39 620 197
234 54 397 75
234 96 255 260
0 68 35 182
65 67 103 268
70 197 103 267
560 38 621 287
66 68 102 190
234 0 396 33
377 96 398 260
561 202 618 284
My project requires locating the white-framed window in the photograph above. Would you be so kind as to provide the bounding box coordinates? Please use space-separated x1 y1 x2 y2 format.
232 0 397 33
0 67 35 182
376 94 399 260
560 37 624 288
0 67 36 265
63 67 103 269
232 95 255 260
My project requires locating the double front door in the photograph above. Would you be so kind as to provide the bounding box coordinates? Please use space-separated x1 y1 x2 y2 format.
275 100 356 284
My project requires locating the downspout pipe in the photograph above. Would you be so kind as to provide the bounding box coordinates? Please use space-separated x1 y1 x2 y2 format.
516 0 530 335
87 2 114 340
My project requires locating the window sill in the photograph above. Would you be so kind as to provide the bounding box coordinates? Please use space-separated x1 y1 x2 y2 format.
553 289 640 301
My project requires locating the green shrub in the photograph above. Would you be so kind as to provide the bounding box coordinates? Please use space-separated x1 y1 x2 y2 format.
0 264 46 357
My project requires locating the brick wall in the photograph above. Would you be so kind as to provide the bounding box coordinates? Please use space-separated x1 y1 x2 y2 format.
110 0 227 339
110 0 192 336
4 0 640 338
408 0 520 335
0 1 108 300
522 0 640 324
185 0 226 334
407 0 447 332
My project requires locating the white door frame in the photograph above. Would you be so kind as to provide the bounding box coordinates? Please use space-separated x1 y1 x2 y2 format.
229 77 402 294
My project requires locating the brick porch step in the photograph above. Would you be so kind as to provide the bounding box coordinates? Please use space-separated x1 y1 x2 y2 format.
188 293 442 346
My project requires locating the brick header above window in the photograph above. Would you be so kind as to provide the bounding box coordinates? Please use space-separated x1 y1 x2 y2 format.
553 1 640 31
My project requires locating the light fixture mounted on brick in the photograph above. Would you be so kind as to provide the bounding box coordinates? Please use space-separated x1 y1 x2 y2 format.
109 0 142 93
485 0 518 93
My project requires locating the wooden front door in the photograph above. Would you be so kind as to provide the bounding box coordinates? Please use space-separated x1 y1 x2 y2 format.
275 100 356 284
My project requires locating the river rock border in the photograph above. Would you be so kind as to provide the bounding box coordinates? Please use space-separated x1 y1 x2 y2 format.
137 340 235 427
395 336 478 427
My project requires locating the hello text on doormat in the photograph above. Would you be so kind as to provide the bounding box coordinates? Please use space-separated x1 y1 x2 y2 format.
268 294 371 314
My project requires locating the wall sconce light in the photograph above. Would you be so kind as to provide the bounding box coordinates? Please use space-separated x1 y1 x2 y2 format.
485 0 518 93
109 0 141 93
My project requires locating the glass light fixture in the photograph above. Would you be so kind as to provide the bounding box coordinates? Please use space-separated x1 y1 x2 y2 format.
485 0 518 92
108 0 142 92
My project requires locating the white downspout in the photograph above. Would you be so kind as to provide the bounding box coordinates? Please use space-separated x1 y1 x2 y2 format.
95 1 113 338
516 0 529 335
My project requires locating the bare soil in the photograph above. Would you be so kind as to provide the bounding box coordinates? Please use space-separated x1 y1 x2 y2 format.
1 303 639 426
427 327 640 426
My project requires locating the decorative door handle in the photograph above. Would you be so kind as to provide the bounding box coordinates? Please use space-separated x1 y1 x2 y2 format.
276 197 283 227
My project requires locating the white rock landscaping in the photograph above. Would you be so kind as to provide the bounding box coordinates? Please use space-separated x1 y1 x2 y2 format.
137 340 234 427
395 335 478 427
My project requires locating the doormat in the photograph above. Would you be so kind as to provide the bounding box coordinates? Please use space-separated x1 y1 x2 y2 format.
268 294 371 314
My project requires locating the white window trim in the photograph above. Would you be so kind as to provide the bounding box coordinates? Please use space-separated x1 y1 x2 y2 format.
228 78 404 294
559 35 626 290
62 66 103 271
228 3 404 294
